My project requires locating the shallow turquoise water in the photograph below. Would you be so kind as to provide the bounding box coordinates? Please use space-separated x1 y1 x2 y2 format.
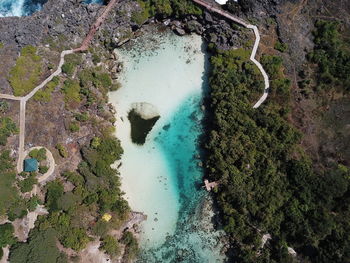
109 31 225 262
139 93 225 262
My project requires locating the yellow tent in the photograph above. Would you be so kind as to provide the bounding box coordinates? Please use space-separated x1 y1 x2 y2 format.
102 213 112 222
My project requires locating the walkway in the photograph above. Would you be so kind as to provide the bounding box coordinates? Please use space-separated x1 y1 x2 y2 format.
0 0 119 173
191 0 270 108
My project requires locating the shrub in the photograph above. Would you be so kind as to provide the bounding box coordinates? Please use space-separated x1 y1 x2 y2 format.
18 174 37 193
69 122 80 133
62 62 75 76
274 41 288 52
101 235 120 258
62 79 81 105
9 46 42 96
29 148 46 161
39 166 49 174
0 117 18 146
56 144 68 158
0 223 16 248
74 112 89 122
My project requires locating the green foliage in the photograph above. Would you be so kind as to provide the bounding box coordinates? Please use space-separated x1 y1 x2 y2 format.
101 235 120 258
121 231 139 260
0 42 3 49
45 180 64 212
34 76 59 102
62 79 81 106
9 46 42 96
60 227 90 251
90 137 101 149
62 63 75 76
274 41 288 52
0 117 18 146
0 223 16 248
132 0 201 25
9 228 67 263
69 122 80 133
29 148 46 161
39 166 49 174
75 112 89 122
207 47 350 262
0 151 24 217
18 174 37 193
26 196 41 212
308 20 350 90
0 100 9 113
56 143 68 158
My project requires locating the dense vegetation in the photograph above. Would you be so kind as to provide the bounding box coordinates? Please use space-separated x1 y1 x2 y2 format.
9 46 42 96
132 0 202 25
307 20 350 90
206 47 350 262
9 134 132 260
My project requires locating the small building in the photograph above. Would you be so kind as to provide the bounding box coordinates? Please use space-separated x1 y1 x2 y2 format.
24 158 38 172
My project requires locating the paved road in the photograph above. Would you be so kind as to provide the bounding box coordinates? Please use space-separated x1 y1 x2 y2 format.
192 0 270 108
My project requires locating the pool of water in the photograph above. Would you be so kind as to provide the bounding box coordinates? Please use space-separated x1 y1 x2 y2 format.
0 0 47 17
109 30 225 262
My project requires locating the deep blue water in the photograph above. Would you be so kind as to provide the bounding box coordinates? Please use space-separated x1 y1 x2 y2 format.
0 0 47 17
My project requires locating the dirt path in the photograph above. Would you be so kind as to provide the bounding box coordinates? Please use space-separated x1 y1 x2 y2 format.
192 0 270 108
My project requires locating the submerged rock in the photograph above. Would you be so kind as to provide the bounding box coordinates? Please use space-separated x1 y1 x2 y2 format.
128 102 160 145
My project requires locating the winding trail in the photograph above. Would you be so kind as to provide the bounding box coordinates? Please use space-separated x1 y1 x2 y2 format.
192 0 269 108
0 0 119 173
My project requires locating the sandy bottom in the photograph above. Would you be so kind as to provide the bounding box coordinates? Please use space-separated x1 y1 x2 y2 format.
109 30 225 262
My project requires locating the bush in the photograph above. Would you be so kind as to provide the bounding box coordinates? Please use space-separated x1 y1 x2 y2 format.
39 166 49 174
62 63 75 76
101 235 120 258
69 122 80 133
0 117 18 146
274 41 288 52
121 231 139 260
0 223 16 248
29 148 46 161
56 144 68 158
74 112 89 122
62 79 81 106
18 174 37 193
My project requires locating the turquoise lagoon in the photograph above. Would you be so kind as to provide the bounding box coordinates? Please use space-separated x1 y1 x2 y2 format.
109 31 225 262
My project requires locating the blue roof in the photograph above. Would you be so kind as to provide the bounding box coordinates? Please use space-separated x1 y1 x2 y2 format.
24 158 38 172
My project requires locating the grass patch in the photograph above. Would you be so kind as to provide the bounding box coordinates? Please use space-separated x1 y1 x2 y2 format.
9 46 42 96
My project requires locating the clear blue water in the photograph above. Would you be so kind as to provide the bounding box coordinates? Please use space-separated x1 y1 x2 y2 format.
138 93 225 262
110 32 226 262
0 0 47 17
